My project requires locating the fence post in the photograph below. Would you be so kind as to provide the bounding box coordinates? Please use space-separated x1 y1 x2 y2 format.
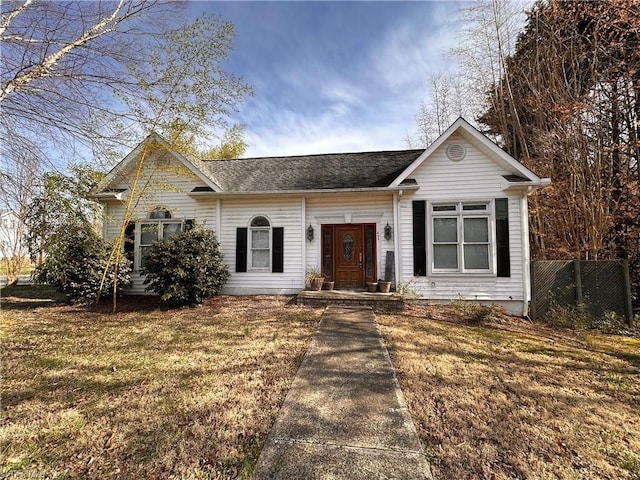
530 261 537 320
622 260 633 327
573 260 583 305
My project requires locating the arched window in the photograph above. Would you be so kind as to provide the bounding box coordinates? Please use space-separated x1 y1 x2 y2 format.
250 215 271 270
149 208 172 219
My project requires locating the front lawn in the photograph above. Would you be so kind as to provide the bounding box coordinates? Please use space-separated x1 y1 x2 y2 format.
379 306 640 480
1 287 322 479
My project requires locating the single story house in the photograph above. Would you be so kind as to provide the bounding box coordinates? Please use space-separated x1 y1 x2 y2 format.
94 117 550 315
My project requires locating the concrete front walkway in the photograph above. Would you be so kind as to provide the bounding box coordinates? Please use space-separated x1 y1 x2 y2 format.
253 306 432 479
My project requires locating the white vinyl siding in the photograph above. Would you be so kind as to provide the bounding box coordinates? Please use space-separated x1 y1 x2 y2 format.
305 195 395 281
397 135 527 314
101 150 217 293
219 198 303 294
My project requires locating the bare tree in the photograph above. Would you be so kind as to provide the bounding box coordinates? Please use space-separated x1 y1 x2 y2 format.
1 1 251 301
413 0 529 147
416 72 477 146
0 1 175 168
0 140 39 285
480 0 640 289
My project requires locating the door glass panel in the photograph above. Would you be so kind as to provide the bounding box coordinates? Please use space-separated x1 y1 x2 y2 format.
322 226 332 278
365 226 374 278
343 234 354 262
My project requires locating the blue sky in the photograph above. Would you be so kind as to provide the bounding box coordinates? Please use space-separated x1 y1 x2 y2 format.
188 1 466 157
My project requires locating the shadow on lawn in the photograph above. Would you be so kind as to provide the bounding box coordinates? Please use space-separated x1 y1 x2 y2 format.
379 315 640 479
0 284 67 309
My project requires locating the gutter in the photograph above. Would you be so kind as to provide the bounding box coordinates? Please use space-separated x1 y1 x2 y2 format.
186 184 419 199
500 177 551 194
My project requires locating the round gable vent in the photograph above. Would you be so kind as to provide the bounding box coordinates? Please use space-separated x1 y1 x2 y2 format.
446 143 466 162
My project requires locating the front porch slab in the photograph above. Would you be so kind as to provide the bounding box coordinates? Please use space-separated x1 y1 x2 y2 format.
297 290 404 312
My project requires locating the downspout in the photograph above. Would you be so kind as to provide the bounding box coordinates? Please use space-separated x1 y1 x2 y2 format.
520 192 531 317
301 197 306 289
392 190 402 288
216 199 221 238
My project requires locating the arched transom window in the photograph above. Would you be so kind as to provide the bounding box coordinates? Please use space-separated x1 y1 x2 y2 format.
250 215 271 270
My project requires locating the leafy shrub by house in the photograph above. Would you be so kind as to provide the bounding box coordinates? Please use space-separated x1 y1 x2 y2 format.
33 225 131 303
141 227 229 306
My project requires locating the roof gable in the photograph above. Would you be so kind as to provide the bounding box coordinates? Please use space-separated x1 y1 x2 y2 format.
390 117 548 189
94 132 221 194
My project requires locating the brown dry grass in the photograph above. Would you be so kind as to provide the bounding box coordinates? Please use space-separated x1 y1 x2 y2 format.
1 287 322 479
378 305 640 480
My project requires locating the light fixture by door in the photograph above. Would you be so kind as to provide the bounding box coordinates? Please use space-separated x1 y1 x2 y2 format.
384 222 392 240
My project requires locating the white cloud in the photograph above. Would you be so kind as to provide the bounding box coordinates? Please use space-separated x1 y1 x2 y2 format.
234 2 466 158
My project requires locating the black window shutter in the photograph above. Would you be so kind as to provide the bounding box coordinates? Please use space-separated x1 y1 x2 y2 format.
183 219 195 232
124 222 135 263
272 227 284 273
236 227 247 273
412 200 427 276
495 198 510 277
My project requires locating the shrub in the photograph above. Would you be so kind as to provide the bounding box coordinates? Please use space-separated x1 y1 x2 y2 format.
141 226 229 306
542 302 632 335
33 225 131 303
450 297 508 325
542 302 592 330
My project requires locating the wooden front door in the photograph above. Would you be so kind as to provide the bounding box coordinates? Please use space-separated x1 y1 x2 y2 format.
322 223 376 289
334 225 364 288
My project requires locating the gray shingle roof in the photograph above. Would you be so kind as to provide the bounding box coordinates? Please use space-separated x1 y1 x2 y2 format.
199 149 424 192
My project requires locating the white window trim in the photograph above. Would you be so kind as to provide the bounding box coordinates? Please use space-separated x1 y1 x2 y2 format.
427 200 496 275
249 215 272 271
135 219 184 271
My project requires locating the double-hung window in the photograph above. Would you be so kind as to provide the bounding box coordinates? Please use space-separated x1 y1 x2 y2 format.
249 216 271 270
431 202 491 273
125 210 184 270
138 221 183 269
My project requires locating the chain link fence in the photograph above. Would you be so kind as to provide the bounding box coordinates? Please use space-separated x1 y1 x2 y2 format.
531 260 633 325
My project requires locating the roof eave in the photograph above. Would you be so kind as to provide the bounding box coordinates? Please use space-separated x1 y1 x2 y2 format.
92 191 126 201
500 177 551 194
187 184 419 198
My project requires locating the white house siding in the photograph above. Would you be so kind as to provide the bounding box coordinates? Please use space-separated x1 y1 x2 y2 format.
305 194 395 281
220 197 304 295
397 134 528 315
102 151 217 294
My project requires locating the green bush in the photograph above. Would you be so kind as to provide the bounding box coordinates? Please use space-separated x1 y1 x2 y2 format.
33 226 131 303
141 227 229 306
